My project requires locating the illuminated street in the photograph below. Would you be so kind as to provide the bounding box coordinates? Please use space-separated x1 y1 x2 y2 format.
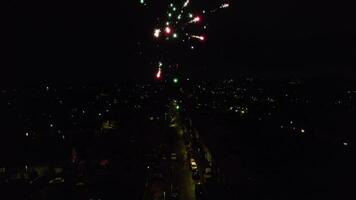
169 112 196 200
143 100 196 200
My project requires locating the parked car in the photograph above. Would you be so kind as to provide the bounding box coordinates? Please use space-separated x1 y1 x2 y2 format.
204 167 212 179
170 153 177 161
168 186 179 200
192 170 200 180
190 158 197 170
195 184 207 200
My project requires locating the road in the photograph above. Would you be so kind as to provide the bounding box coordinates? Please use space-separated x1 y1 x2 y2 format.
169 101 196 200
170 130 196 200
143 101 196 200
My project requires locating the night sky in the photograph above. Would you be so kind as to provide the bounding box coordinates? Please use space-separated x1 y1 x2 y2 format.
12 0 356 82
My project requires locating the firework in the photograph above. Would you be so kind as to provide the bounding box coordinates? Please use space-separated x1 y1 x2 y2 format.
191 35 205 41
139 0 147 6
151 1 206 45
211 2 231 13
153 29 161 38
156 68 162 79
183 0 190 8
189 16 201 23
221 3 230 8
138 1 230 79
165 26 172 34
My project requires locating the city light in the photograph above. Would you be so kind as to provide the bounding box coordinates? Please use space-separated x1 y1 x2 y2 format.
173 78 179 84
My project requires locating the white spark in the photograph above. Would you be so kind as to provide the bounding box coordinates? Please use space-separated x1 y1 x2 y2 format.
221 3 230 8
191 35 205 41
183 0 190 8
153 29 161 38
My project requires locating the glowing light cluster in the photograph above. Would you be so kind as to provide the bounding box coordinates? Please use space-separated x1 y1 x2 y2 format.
151 1 206 43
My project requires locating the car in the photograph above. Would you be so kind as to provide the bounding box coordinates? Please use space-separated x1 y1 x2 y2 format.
146 153 159 165
190 159 198 170
89 196 102 200
204 167 212 179
192 170 200 180
48 177 64 184
167 186 179 200
170 153 177 160
151 167 164 180
29 175 47 185
162 154 167 160
195 184 207 200
75 181 86 186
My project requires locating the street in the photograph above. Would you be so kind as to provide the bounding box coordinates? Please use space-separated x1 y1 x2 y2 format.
143 101 197 200
170 131 196 200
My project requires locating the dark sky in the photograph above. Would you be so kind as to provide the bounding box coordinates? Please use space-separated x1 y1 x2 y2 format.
11 0 356 82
